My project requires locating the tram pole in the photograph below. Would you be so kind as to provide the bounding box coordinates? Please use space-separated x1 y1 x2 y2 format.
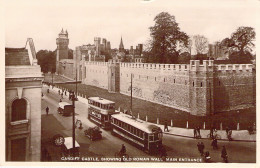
72 67 77 157
131 73 132 115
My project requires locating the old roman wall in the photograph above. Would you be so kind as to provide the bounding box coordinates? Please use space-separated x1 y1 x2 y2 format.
77 60 255 116
58 60 75 80
82 61 109 89
213 64 255 112
119 63 191 112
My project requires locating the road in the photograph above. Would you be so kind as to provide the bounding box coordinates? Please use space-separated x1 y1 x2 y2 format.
41 85 256 163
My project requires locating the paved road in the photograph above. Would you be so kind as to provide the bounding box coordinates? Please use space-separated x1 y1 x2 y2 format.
41 85 256 163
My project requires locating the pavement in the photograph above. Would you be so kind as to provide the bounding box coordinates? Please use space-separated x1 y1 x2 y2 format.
48 84 256 142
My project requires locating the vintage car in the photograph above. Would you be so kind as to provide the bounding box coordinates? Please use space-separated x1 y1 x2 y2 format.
57 102 74 116
84 126 102 141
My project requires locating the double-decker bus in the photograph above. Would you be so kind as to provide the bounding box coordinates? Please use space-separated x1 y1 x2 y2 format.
87 97 118 129
111 113 163 154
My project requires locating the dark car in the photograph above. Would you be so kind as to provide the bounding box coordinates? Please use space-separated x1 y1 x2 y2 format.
84 126 102 141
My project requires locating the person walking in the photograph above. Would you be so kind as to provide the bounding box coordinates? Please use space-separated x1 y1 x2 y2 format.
221 146 228 163
197 142 201 154
197 126 201 138
164 121 169 132
194 128 197 138
61 92 63 98
210 126 214 139
211 138 218 150
201 142 205 156
46 106 49 115
58 90 60 95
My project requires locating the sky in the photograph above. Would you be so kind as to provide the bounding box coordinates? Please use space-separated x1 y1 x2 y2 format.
4 0 259 52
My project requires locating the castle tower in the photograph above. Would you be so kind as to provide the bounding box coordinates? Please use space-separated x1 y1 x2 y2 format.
56 28 69 73
189 60 214 116
119 36 124 52
94 37 101 56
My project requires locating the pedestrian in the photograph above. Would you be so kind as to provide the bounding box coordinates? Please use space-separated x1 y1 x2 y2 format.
197 142 203 156
164 121 169 132
221 146 228 162
201 142 205 156
65 91 67 96
197 126 201 138
47 88 49 93
204 151 211 162
228 129 232 141
210 126 214 139
46 106 49 115
194 128 197 138
211 138 218 150
197 142 201 154
58 90 60 95
60 99 62 102
61 92 63 98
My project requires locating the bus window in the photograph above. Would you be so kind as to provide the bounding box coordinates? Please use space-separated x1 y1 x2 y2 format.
149 135 154 141
136 129 140 136
145 133 148 140
154 133 159 141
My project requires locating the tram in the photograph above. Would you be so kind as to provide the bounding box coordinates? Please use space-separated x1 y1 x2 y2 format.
111 113 163 154
87 97 118 129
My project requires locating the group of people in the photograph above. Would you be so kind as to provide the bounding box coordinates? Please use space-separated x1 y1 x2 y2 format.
193 126 201 138
197 141 228 163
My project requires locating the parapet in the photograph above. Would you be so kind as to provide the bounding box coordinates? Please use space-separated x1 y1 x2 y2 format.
189 60 214 72
216 64 253 72
119 62 189 71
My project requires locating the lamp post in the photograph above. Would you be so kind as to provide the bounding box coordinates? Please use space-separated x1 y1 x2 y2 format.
71 67 78 156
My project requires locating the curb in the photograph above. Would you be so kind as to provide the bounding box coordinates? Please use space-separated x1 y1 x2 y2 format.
163 132 256 142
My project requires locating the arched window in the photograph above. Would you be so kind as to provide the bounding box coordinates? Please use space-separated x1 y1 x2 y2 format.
12 99 27 122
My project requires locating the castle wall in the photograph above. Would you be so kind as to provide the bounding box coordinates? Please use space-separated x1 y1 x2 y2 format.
82 61 108 89
119 63 191 112
64 59 255 116
58 60 75 80
213 64 255 112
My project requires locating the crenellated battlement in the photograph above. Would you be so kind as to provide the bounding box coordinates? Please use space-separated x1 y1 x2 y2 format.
120 62 190 71
215 64 253 72
85 61 108 66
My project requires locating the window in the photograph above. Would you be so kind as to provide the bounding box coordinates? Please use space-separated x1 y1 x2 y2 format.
201 82 203 87
12 99 26 122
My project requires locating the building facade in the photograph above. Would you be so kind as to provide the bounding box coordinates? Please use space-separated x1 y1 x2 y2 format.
5 38 43 161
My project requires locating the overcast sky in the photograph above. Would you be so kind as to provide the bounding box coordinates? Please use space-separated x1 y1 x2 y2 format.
4 0 259 52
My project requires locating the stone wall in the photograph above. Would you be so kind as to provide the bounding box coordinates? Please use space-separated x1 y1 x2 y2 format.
67 60 255 116
58 59 75 80
82 61 109 89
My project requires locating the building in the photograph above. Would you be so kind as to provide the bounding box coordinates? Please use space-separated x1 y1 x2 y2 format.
208 42 228 60
119 36 124 52
5 38 43 161
56 28 69 73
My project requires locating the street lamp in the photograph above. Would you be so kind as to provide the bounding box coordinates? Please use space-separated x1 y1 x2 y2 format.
71 67 78 156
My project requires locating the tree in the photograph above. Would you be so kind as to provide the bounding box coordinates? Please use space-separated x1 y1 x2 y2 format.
146 12 189 64
178 52 191 64
36 50 56 73
193 35 209 55
221 26 255 64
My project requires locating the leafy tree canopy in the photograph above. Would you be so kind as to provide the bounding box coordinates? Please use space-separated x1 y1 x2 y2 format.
221 26 255 64
146 12 189 64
